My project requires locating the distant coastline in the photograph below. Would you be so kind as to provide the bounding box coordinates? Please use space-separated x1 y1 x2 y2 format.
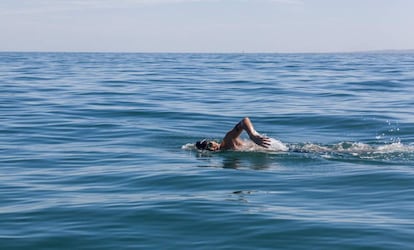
352 49 414 54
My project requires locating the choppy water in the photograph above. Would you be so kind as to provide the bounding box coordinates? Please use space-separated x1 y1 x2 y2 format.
1 52 414 249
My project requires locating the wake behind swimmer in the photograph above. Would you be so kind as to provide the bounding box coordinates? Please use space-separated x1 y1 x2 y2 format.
188 117 414 159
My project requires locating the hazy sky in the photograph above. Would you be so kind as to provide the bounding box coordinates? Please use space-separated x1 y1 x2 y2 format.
1 0 413 52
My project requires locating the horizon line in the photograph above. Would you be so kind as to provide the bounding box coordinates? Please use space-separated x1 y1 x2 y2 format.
1 49 414 54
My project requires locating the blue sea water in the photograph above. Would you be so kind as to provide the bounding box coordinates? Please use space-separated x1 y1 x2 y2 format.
1 52 414 249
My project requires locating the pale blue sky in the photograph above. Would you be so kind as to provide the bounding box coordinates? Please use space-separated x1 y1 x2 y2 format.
1 0 413 52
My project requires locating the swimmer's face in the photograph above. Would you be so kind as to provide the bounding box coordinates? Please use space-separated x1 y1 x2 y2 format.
206 141 220 151
196 140 220 151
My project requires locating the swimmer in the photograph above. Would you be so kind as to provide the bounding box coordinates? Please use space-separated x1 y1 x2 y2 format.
196 117 271 151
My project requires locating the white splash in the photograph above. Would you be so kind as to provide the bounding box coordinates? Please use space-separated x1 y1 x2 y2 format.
376 142 414 153
267 138 289 152
181 143 196 151
292 141 414 156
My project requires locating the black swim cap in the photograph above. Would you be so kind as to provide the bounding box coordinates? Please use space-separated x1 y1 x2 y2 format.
195 139 208 150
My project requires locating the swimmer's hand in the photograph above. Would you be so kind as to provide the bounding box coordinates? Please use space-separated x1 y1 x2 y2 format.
249 133 271 148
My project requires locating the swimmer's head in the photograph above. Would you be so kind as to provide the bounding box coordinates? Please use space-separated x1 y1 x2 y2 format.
195 139 220 151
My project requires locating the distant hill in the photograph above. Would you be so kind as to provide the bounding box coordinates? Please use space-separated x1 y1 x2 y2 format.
357 49 414 54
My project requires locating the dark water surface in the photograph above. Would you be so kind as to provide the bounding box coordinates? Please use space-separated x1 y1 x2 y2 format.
1 52 414 249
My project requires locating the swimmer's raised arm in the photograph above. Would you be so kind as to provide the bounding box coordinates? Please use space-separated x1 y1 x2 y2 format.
196 117 271 151
239 117 271 148
221 117 271 149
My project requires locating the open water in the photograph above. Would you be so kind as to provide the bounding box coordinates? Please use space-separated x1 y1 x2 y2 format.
1 52 414 249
